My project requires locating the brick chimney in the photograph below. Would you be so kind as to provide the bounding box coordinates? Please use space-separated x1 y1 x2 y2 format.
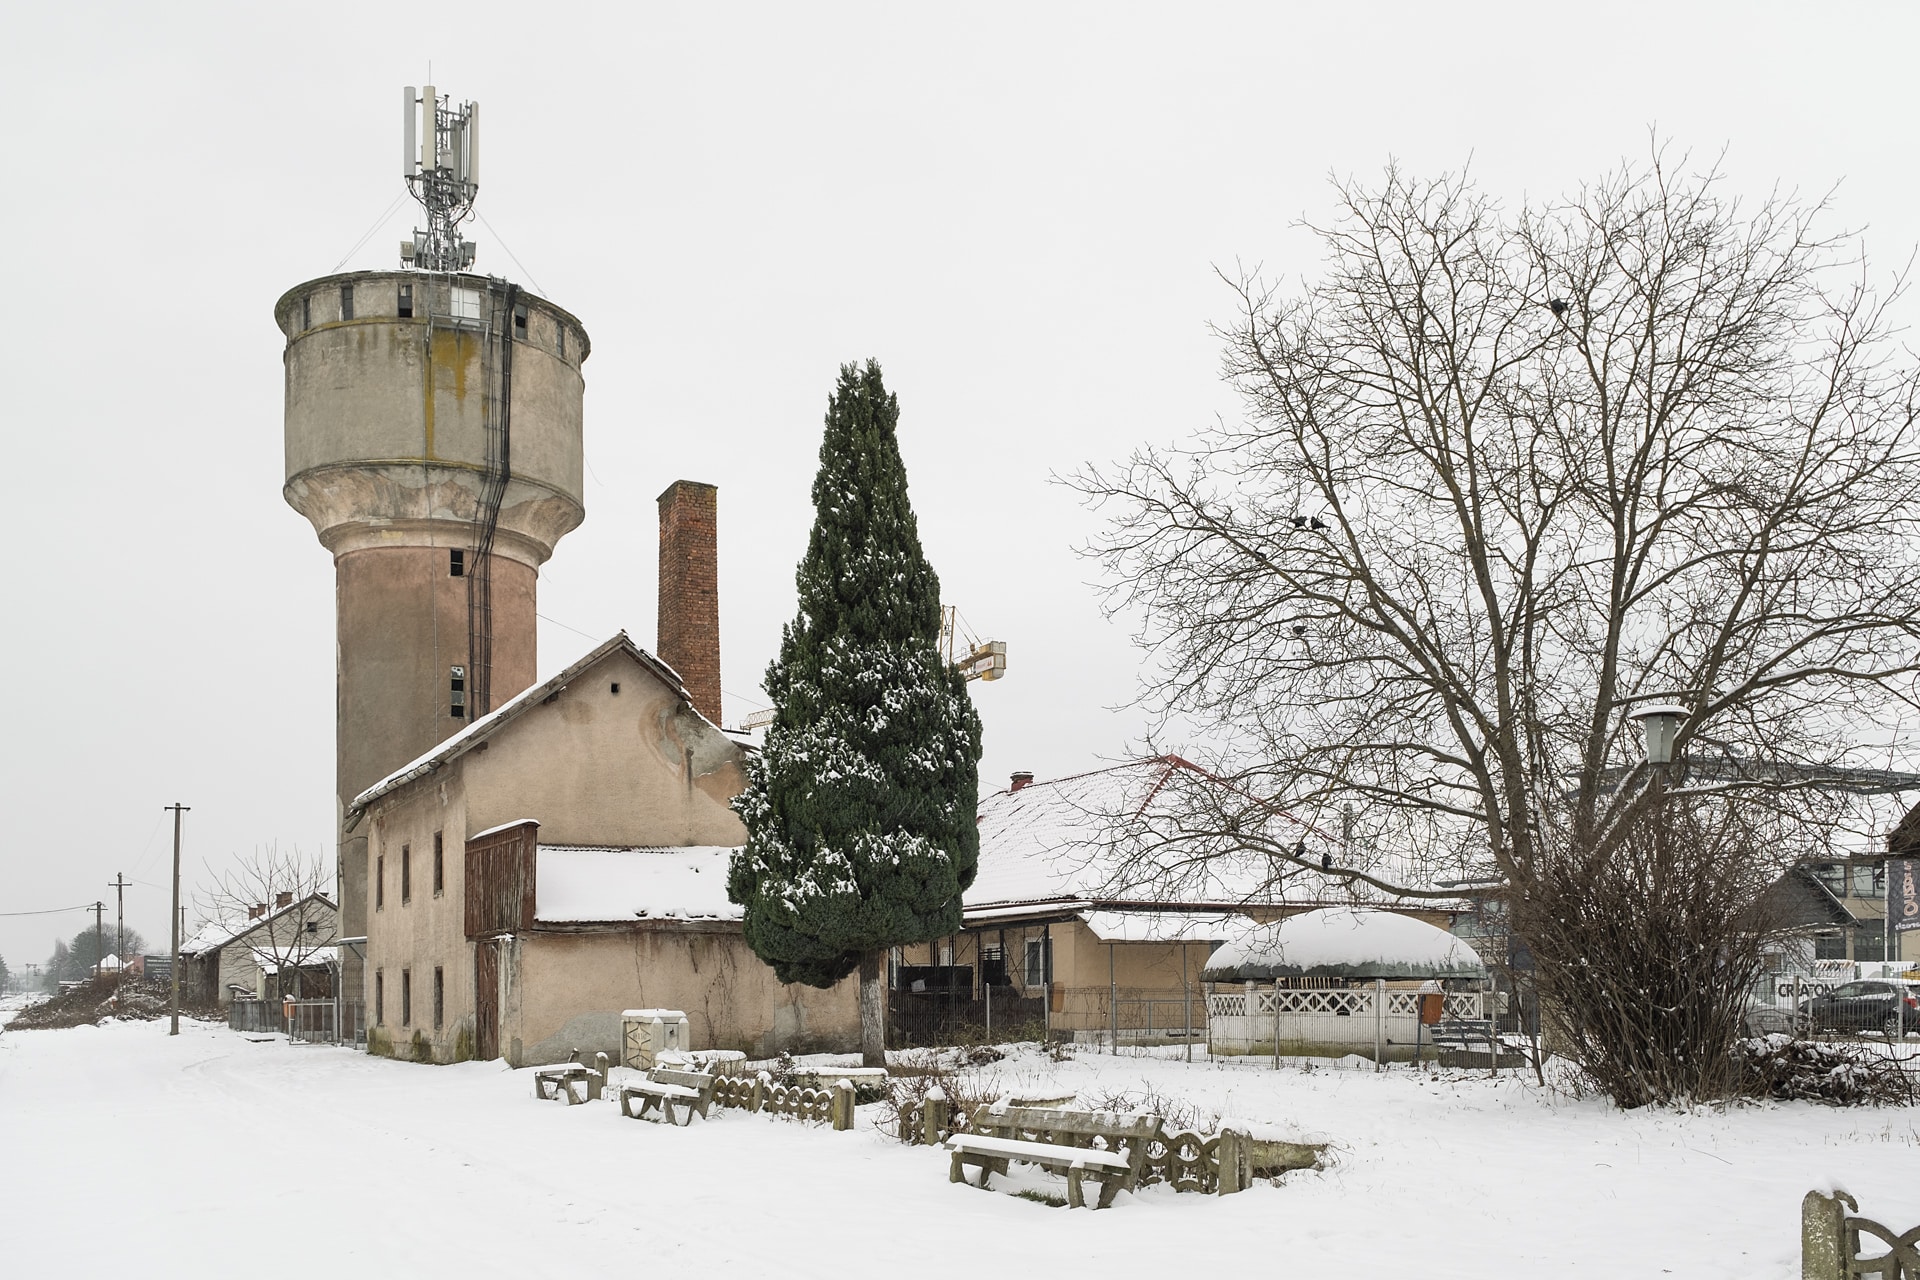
657 480 722 724
275 891 293 909
1010 771 1034 792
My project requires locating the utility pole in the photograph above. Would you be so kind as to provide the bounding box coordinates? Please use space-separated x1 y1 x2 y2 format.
165 803 190 1035
109 872 129 991
93 901 106 979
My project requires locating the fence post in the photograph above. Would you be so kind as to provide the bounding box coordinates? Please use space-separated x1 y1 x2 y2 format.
1272 982 1283 1071
1801 1189 1851 1280
922 1086 949 1146
831 1079 855 1131
1217 1128 1249 1196
750 1071 768 1114
1374 978 1386 1070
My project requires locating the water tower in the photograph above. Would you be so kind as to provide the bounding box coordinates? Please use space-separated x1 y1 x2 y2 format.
276 87 588 1006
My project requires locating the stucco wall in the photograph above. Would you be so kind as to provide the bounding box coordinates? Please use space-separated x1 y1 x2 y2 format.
460 648 746 848
505 929 859 1066
366 772 473 1061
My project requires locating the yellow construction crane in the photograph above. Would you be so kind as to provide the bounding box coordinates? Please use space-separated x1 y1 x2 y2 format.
942 605 1007 683
736 606 1006 731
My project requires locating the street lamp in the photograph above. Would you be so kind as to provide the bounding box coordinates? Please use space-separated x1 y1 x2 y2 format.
1628 703 1689 767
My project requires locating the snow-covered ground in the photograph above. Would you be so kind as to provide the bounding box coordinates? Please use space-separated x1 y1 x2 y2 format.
1 1000 1915 1278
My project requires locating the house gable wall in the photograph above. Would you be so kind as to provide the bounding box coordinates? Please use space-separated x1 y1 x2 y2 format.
461 648 746 849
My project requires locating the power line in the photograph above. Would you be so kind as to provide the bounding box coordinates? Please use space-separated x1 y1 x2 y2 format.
0 903 98 917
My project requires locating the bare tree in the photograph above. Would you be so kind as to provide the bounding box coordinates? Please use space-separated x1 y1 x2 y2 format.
195 845 337 1000
1075 150 1920 1103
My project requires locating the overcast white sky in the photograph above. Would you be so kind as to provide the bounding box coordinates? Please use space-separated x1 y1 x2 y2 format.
4 2 1917 969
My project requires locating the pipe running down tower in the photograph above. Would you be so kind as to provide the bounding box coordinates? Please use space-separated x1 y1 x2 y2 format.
276 86 589 1011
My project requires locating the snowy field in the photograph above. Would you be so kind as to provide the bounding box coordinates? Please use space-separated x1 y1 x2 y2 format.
2 998 1916 1278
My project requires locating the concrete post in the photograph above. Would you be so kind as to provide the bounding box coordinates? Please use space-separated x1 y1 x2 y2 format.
922 1087 949 1146
589 1052 609 1101
1217 1128 1250 1195
750 1070 768 1113
1801 1189 1851 1280
831 1079 855 1131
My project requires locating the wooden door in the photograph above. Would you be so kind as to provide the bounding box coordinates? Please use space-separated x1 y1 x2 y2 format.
474 940 499 1061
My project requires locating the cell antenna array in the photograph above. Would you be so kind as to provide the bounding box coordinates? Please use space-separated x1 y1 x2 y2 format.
401 85 480 272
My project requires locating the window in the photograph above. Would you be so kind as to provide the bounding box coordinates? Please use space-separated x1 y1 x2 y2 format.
450 665 467 719
375 854 385 910
339 285 354 321
512 300 529 338
305 920 318 934
450 287 483 322
1024 938 1047 987
557 324 566 358
402 969 412 1026
300 294 311 330
1852 862 1886 899
375 971 385 1025
449 548 465 577
433 831 445 896
397 283 413 319
401 844 412 904
433 967 444 1029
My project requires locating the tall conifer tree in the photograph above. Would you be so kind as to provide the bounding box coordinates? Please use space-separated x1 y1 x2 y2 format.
729 360 983 1064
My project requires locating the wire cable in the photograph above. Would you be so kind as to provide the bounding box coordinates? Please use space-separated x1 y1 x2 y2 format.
537 611 602 643
331 193 409 274
473 209 548 296
0 903 98 917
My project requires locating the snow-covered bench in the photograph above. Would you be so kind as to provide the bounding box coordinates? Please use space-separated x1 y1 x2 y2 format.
944 1106 1163 1209
617 1066 716 1126
532 1050 607 1104
1427 1018 1497 1054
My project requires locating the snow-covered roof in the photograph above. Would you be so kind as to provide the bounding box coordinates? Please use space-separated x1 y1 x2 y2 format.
967 758 1398 917
179 893 336 958
473 818 541 841
250 945 337 974
347 633 696 824
1079 910 1248 943
1201 908 1487 981
534 845 741 924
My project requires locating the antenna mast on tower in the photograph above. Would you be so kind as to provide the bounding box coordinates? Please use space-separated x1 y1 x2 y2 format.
401 85 480 272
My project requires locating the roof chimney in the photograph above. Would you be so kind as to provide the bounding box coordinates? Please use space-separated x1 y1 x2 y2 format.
275 891 293 910
657 480 721 724
249 903 266 920
1010 771 1034 792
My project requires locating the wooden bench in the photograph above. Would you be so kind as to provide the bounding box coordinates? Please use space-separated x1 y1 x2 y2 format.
532 1050 607 1105
943 1106 1163 1209
617 1066 717 1126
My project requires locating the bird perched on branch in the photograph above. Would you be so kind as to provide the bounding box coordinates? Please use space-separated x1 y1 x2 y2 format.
1548 298 1569 316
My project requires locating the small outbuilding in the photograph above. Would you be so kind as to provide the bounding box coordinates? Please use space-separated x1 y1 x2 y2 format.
1202 908 1488 1059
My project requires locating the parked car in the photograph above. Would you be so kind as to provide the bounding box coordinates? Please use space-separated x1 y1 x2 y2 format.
1739 1000 1810 1037
1803 979 1920 1039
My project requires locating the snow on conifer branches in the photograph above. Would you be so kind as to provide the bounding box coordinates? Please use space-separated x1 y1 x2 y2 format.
728 361 982 1064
